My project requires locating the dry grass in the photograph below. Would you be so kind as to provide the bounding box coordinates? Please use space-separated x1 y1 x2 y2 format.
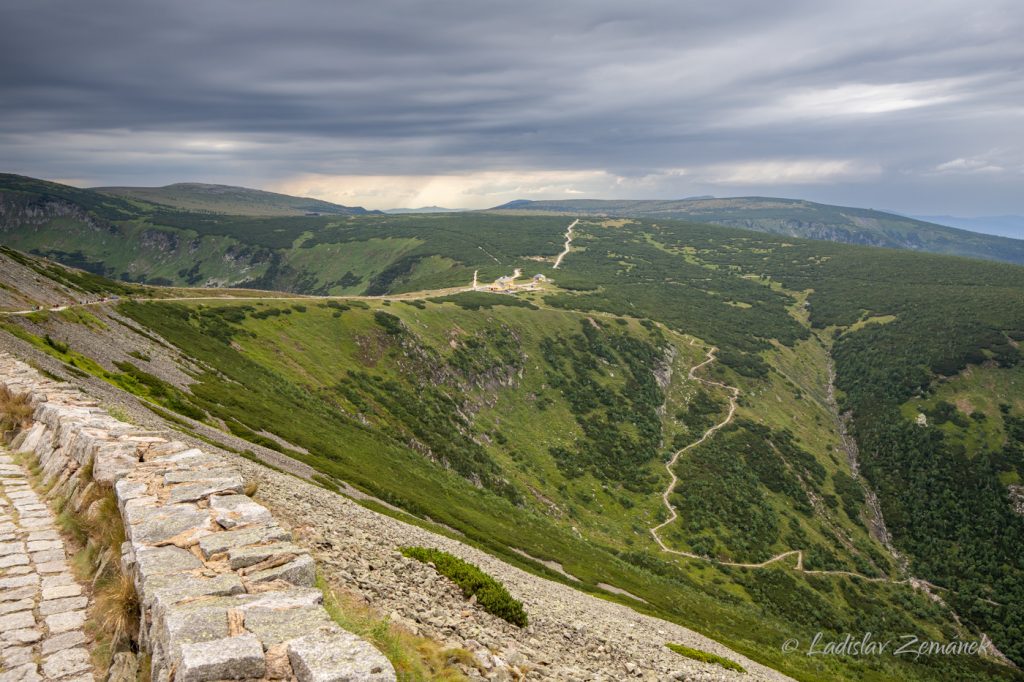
0 385 33 440
316 575 477 681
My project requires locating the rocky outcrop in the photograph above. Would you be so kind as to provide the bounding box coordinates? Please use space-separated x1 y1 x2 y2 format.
0 352 394 682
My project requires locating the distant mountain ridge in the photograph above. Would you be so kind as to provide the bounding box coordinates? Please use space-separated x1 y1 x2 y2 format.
913 214 1024 240
94 181 377 216
493 197 1024 266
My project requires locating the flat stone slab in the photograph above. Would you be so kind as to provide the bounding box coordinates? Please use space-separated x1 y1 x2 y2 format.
39 595 89 616
229 542 304 570
41 583 83 600
0 610 36 631
178 633 266 682
45 609 86 633
198 524 291 559
247 554 316 586
288 630 396 682
0 662 41 682
41 629 88 655
41 647 91 679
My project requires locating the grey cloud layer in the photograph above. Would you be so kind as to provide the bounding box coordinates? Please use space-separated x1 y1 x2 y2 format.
1 0 1021 212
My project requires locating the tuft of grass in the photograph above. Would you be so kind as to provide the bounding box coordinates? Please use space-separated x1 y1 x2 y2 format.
0 385 34 439
316 575 473 681
400 547 528 627
665 643 746 673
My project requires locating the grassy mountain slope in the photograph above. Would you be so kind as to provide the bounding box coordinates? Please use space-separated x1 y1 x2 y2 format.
94 182 375 216
492 197 1024 265
2 231 1023 680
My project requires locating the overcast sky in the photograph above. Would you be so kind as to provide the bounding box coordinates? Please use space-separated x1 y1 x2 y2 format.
2 0 1022 212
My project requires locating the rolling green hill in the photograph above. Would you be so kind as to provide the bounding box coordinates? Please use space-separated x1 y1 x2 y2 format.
493 197 1024 265
3 206 1024 680
94 182 376 216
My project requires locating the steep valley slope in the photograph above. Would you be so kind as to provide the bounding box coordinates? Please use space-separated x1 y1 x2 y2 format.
2 237 1023 681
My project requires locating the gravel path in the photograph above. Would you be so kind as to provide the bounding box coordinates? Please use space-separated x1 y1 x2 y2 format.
0 449 91 682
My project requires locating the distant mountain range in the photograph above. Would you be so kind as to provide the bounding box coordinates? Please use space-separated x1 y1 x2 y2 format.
913 214 1024 240
493 197 1024 266
384 206 462 214
95 182 377 216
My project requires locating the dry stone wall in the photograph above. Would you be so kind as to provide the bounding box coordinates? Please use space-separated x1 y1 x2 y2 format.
0 352 395 682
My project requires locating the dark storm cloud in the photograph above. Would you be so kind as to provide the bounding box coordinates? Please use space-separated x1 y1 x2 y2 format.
1 0 1022 211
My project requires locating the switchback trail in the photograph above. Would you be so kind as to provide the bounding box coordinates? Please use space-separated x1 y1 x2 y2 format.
648 342 905 582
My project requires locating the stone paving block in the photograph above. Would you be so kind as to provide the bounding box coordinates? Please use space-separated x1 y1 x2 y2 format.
41 583 83 600
0 573 39 589
39 595 89 616
0 609 36 631
3 565 33 576
30 549 65 565
40 573 75 589
41 647 91 679
0 662 41 682
288 630 396 682
0 541 25 557
0 553 29 569
25 539 61 552
36 560 69 574
0 598 33 615
25 530 59 542
45 609 86 633
40 629 88 655
0 644 34 667
1 628 42 645
178 633 266 682
0 585 37 602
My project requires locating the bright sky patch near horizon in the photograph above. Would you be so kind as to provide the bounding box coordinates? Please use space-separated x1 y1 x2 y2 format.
1 0 1022 214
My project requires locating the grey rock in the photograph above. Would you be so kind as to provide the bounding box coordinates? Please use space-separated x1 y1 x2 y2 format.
229 542 304 570
40 583 83 600
244 604 337 649
248 554 316 587
288 630 396 682
105 651 139 682
0 598 34 615
177 633 266 682
41 629 88 655
166 477 244 504
210 494 272 529
39 595 89 615
198 524 291 559
128 503 214 545
0 610 36 631
134 545 203 576
1 628 42 645
144 571 245 609
41 647 91 679
0 662 41 682
0 645 34 667
45 609 86 633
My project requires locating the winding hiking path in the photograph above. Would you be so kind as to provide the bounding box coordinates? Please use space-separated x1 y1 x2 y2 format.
648 342 907 581
552 219 578 269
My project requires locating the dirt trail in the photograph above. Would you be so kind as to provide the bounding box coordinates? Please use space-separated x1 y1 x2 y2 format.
648 341 909 581
552 219 578 269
